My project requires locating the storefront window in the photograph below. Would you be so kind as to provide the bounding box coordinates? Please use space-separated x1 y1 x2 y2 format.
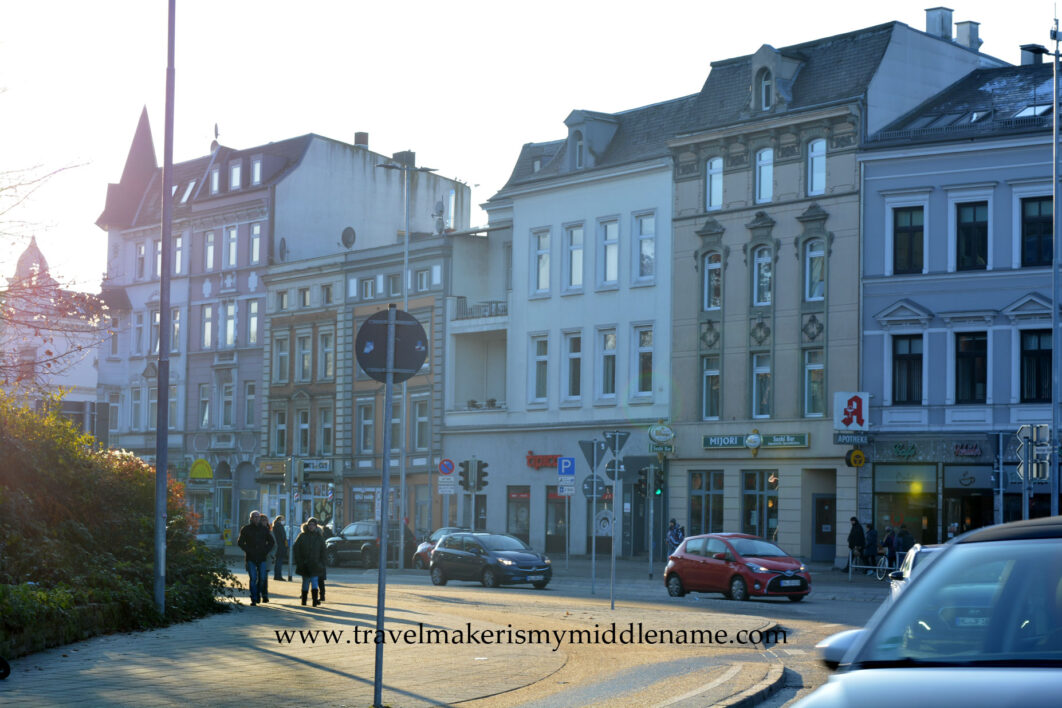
741 470 779 541
689 470 724 536
507 486 530 543
545 486 569 553
586 483 614 554
873 464 938 546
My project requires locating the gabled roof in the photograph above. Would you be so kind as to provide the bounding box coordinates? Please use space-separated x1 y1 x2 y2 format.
874 299 933 327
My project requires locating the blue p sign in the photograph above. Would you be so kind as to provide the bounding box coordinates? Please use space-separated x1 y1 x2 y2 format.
558 456 576 476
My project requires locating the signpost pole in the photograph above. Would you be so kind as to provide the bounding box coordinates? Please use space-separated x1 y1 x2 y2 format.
372 305 397 708
287 456 294 581
610 437 618 611
647 463 654 580
591 444 597 596
565 491 569 570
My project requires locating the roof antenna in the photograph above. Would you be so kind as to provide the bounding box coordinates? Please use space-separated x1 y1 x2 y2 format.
211 123 220 152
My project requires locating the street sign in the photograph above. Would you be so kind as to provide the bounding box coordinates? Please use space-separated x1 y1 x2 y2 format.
557 456 576 476
439 458 455 475
604 459 624 480
558 484 575 496
834 432 869 445
648 442 673 453
354 309 428 383
582 474 607 499
603 430 630 452
578 440 607 469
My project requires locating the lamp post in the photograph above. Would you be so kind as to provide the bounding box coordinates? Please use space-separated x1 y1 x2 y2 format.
1052 19 1060 517
376 157 435 567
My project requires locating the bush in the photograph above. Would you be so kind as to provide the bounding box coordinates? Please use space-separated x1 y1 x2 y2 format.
0 393 238 652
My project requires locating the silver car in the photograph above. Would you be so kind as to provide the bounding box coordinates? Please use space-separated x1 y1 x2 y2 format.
888 543 944 600
802 516 1062 706
194 523 225 555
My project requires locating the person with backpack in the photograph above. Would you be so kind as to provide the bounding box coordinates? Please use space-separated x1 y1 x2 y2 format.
846 516 865 571
666 518 685 556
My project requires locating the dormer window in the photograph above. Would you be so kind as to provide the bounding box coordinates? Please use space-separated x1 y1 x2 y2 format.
210 166 220 194
251 156 262 185
180 180 196 203
574 131 585 169
758 69 773 111
532 158 541 173
229 161 242 191
1015 104 1052 118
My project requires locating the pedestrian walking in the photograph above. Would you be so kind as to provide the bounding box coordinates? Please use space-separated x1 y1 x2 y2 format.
897 524 915 554
666 519 685 556
846 516 865 571
236 510 275 606
258 514 274 603
292 517 327 607
882 527 898 567
317 521 328 604
272 515 288 581
863 523 879 575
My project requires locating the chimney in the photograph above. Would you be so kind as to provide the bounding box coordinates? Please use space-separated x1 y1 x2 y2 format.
1021 44 1048 65
354 131 369 148
955 21 982 51
925 6 954 40
392 150 416 168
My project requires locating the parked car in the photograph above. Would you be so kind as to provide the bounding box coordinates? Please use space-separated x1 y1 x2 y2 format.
194 523 225 556
430 532 551 589
802 516 1062 706
664 532 811 602
412 526 470 570
888 543 944 599
325 520 418 569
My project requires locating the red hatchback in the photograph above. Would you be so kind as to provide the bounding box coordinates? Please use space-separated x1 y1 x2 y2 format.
664 533 811 602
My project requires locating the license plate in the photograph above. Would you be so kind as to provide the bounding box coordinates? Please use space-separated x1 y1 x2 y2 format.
527 575 544 581
780 579 801 587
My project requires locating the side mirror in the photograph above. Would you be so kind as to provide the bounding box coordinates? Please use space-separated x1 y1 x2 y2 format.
713 552 727 560
816 629 863 670
889 570 904 581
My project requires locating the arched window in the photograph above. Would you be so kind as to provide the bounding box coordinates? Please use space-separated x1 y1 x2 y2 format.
753 246 772 306
804 239 825 301
706 157 723 210
573 131 585 169
807 139 826 196
755 148 773 203
703 252 722 310
758 70 773 111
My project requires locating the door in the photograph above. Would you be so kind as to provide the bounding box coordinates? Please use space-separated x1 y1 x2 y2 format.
678 536 708 590
812 494 835 562
703 537 732 591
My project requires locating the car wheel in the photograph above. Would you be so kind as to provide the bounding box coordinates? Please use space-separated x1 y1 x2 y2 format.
326 548 338 567
788 594 805 602
430 565 447 586
666 574 685 597
413 556 426 570
481 568 500 588
728 576 748 601
532 580 549 589
362 549 376 570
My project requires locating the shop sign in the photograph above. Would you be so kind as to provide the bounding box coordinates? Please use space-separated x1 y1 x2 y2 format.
703 433 807 450
762 433 809 449
258 459 287 477
833 392 870 431
873 465 936 493
953 443 982 458
944 466 994 490
302 459 332 473
894 443 918 459
526 451 561 469
189 458 213 480
834 432 869 445
508 490 531 500
703 434 746 449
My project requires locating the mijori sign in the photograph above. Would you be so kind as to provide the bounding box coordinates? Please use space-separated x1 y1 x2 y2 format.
834 392 870 432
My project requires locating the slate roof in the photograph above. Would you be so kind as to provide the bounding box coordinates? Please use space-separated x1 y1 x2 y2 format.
867 63 1055 147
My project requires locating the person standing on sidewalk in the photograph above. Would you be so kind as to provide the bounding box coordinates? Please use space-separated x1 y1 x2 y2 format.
258 513 274 603
272 515 288 581
316 520 328 604
292 517 327 607
666 519 685 557
863 523 879 575
236 511 274 606
845 517 865 571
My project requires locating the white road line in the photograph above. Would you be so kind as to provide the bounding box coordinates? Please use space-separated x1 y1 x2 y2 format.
652 663 744 708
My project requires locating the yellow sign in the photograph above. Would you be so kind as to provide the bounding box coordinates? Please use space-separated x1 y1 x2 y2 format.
845 449 866 468
189 458 213 479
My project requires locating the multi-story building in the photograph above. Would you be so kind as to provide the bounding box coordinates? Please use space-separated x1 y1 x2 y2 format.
860 46 1058 542
667 11 1003 565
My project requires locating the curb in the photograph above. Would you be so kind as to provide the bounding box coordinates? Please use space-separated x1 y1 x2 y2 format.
719 663 786 708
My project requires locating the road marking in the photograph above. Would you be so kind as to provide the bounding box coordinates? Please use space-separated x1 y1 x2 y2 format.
783 649 806 655
652 664 743 708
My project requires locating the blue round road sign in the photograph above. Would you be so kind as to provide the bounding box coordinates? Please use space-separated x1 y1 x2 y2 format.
355 307 429 384
439 459 455 475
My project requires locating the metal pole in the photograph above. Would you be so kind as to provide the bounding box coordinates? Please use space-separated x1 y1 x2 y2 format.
1052 20 1061 517
153 0 176 616
399 164 410 571
591 444 597 595
565 492 569 570
1023 433 1031 521
610 437 619 611
372 304 397 708
288 457 294 581
648 464 654 580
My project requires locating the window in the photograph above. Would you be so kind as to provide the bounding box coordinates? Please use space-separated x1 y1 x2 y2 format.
956 202 988 271
702 355 720 420
221 382 234 427
804 349 825 416
198 383 211 428
244 382 256 427
634 326 653 395
108 393 120 432
135 243 146 279
752 353 771 418
277 290 288 310
807 139 826 196
201 305 213 348
564 333 582 400
600 220 619 286
706 157 723 210
1021 329 1051 403
893 207 924 274
533 230 550 292
321 284 333 305
110 316 119 356
174 235 183 275
133 312 144 354
892 335 923 404
180 180 195 203
1015 104 1052 118
168 309 180 353
131 388 142 430
805 239 825 301
531 336 549 402
274 336 289 383
273 410 287 455
357 402 374 454
297 410 310 455
251 156 262 185
412 398 429 451
361 279 375 299
225 227 237 268
573 131 584 169
565 225 584 289
635 213 655 280
319 406 333 455
167 385 177 430
600 330 617 398
222 302 236 347
758 69 772 110
154 240 162 278
390 400 402 452
387 274 401 296
955 332 986 404
318 332 334 379
148 387 158 430
742 470 779 540
688 471 725 536
250 224 261 264
703 252 722 310
247 300 258 344
298 287 310 308
229 161 242 190
752 246 772 306
296 335 311 381
204 231 215 271
755 148 773 203
209 166 219 194
416 269 430 291
1021 197 1052 267
150 310 160 354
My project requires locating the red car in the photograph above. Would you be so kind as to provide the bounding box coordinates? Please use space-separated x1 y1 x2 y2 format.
664 532 811 602
412 526 469 570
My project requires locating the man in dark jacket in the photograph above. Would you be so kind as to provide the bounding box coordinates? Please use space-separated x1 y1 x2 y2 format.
272 515 288 581
897 525 915 555
863 523 879 575
237 510 275 606
292 517 327 607
846 517 865 571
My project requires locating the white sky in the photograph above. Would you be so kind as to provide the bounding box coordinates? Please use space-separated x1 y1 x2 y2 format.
0 0 1050 290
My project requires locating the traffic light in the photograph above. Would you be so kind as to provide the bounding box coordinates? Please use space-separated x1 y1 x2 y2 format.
653 469 665 496
636 469 648 497
475 460 489 491
459 460 470 491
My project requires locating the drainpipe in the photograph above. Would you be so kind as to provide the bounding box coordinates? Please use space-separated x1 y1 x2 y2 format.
997 431 1004 525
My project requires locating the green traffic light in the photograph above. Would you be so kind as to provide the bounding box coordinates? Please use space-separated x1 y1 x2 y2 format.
655 487 662 495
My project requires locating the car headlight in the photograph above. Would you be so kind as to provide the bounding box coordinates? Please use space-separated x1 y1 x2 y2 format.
746 563 770 574
543 556 551 565
498 558 514 566
798 564 806 572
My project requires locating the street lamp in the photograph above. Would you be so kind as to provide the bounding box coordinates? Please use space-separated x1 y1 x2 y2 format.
375 158 436 568
1052 20 1060 517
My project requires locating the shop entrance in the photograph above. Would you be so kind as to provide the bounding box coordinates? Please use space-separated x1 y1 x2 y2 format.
545 486 568 554
811 494 835 562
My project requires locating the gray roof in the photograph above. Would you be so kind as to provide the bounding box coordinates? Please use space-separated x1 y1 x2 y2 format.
868 63 1055 147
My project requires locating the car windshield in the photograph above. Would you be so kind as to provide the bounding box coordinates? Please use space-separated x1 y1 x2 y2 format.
431 528 457 542
730 538 788 558
480 535 530 551
857 539 1062 666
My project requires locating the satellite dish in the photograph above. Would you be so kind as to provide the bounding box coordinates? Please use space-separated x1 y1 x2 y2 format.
278 238 288 261
341 226 356 249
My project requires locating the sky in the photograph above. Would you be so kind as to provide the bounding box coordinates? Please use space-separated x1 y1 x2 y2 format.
0 0 1052 291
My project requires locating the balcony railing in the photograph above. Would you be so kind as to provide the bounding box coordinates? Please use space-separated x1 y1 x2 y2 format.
454 297 508 320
